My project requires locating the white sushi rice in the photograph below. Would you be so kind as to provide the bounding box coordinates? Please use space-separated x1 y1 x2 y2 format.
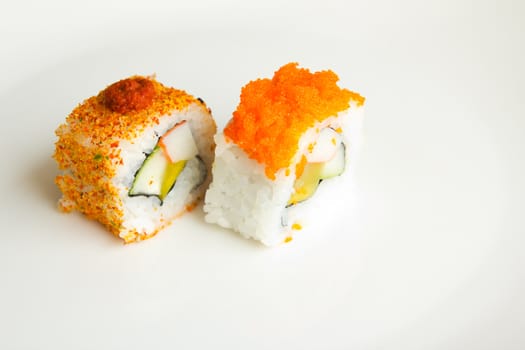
114 102 216 239
204 103 364 246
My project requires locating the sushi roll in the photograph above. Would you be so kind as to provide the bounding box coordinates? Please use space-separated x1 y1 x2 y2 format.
54 75 216 243
204 63 364 245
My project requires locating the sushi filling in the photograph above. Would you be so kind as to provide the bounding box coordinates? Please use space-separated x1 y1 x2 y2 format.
129 121 205 203
287 128 346 207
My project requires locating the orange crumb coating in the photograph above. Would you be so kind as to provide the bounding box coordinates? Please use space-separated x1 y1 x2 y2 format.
53 75 202 242
224 63 365 179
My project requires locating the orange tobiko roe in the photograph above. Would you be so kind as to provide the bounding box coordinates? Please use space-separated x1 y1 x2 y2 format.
223 62 365 179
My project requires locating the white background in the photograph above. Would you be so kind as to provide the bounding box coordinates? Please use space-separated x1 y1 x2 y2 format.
0 1 524 349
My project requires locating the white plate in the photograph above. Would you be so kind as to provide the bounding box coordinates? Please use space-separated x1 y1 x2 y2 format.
1 1 524 349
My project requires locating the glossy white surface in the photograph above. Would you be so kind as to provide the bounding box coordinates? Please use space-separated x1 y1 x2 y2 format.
1 1 524 349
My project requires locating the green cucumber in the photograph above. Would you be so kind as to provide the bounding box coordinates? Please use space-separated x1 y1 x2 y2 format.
288 162 323 206
129 146 186 201
287 142 346 206
319 143 345 179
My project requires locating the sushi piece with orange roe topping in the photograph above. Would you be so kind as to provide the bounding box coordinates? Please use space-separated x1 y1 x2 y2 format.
53 75 216 243
204 63 365 246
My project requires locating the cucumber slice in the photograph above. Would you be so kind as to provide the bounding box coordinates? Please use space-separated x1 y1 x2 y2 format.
129 146 186 201
288 162 323 206
318 143 345 179
287 142 346 206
